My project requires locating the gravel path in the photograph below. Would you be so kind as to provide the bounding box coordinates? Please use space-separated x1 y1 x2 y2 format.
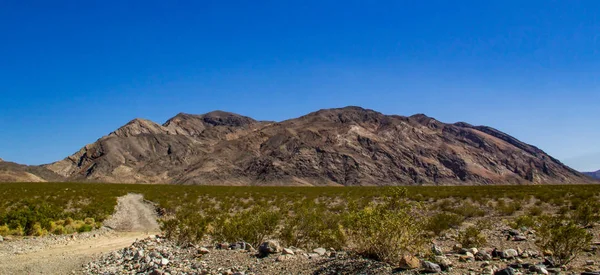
103 193 160 232
0 193 159 274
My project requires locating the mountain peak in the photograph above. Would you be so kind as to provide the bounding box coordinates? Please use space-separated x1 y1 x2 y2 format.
109 118 167 138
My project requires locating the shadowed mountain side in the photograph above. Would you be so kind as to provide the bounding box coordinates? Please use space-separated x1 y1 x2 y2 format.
43 106 590 185
583 170 600 180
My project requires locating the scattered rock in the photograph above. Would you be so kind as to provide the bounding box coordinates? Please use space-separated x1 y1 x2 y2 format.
453 244 463 252
282 248 295 255
432 244 443 255
475 251 493 261
513 235 527 242
502 249 518 259
276 254 293 262
312 248 327 256
198 247 210 255
494 267 516 275
422 261 441 273
585 260 595 266
258 240 281 255
399 255 421 270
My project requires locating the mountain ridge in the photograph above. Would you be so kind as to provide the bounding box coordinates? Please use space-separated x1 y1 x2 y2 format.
39 106 590 186
583 170 600 179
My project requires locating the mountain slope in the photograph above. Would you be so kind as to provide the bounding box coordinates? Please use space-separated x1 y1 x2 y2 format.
44 107 590 185
583 170 600 179
0 159 66 182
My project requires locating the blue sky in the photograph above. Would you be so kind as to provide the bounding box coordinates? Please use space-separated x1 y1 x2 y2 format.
0 1 598 171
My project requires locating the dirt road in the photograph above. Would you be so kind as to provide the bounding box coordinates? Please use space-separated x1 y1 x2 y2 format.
0 194 160 274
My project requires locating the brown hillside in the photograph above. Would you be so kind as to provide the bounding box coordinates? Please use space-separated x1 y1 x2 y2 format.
43 106 590 185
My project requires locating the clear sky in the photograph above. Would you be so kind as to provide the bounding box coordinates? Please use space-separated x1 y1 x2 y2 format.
0 1 598 171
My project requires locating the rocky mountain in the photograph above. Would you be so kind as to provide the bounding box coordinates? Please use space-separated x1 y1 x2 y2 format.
0 159 66 182
583 170 600 179
43 107 590 185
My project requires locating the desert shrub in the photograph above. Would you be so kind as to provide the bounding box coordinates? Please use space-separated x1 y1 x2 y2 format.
535 216 592 266
161 209 211 245
344 187 426 264
458 225 487 248
572 199 600 227
77 224 93 233
496 199 522 216
510 215 537 229
451 202 486 218
29 222 46 236
212 207 281 247
0 224 9 236
279 204 346 250
84 218 95 225
426 212 464 235
527 206 544 216
52 225 66 235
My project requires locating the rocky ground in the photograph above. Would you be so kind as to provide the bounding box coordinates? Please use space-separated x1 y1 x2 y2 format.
81 220 600 275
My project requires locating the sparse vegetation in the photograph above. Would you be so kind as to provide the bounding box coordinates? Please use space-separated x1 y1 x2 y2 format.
535 215 593 266
1 182 599 266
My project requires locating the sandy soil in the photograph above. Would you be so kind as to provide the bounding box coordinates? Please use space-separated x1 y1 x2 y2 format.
0 193 159 275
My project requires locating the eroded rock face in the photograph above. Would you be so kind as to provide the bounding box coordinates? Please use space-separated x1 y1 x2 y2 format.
43 106 591 185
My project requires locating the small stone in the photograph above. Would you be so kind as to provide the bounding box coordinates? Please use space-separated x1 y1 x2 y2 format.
476 251 493 261
494 267 516 275
422 261 441 273
585 260 595 265
482 267 494 275
149 270 163 275
513 235 527 241
217 242 229 249
466 248 478 255
453 244 463 252
0 235 3 242
258 240 281 255
435 256 452 271
502 249 518 259
432 244 443 255
160 258 169 266
198 247 210 255
313 248 327 256
282 248 295 255
399 255 421 270
276 254 293 262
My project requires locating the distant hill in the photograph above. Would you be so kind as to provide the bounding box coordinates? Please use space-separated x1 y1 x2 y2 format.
0 159 65 182
583 170 600 179
38 106 590 185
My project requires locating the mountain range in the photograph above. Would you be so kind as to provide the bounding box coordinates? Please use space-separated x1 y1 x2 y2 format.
584 170 600 179
1 107 593 185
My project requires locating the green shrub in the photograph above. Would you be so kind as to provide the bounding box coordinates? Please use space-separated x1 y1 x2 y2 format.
426 212 464 235
0 224 9 236
510 215 537 229
279 205 346 250
77 224 93 233
344 187 426 264
458 226 487 248
572 199 600 227
535 216 592 266
212 207 281 247
496 199 522 216
161 209 210 245
451 202 486 218
527 206 543 216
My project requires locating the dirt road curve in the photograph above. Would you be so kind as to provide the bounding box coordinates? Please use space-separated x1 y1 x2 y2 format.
0 194 160 274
